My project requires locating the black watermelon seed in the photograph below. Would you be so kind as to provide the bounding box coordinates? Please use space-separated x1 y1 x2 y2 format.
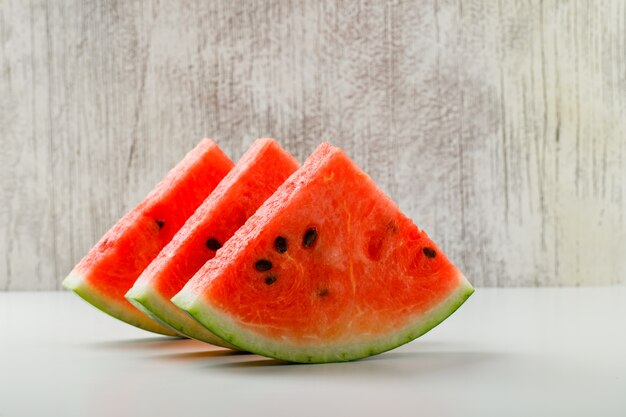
423 247 437 258
156 220 165 229
255 259 273 271
264 275 277 285
275 236 288 253
303 228 317 248
205 238 222 251
318 288 329 297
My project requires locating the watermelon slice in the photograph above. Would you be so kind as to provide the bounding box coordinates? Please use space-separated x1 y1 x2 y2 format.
63 139 234 336
126 138 299 347
172 142 474 362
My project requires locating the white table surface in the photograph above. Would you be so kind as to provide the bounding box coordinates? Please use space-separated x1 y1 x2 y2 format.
1 288 625 417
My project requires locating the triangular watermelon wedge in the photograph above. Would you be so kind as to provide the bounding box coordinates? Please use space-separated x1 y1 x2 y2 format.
63 139 234 336
126 139 299 347
173 142 474 362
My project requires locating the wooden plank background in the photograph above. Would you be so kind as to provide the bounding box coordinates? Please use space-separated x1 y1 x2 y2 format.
1 0 625 290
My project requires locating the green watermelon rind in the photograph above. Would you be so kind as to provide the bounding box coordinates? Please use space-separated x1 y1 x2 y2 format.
63 271 179 337
125 285 238 350
173 275 474 363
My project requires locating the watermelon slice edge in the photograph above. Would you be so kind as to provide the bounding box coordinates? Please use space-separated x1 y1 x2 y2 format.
175 277 473 362
64 270 180 335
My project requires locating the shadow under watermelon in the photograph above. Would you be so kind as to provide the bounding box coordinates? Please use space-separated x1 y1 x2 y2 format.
151 349 252 361
197 349 508 378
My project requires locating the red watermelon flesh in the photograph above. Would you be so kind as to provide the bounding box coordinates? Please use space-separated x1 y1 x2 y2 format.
173 142 474 362
126 138 299 346
63 139 234 336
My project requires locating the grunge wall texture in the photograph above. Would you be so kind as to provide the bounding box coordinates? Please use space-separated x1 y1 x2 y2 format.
2 1 625 289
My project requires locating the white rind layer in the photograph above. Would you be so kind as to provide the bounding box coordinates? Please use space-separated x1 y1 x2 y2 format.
172 273 474 363
62 270 179 337
125 283 237 349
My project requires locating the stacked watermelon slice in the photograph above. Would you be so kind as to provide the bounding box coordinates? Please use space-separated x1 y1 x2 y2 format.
64 138 473 363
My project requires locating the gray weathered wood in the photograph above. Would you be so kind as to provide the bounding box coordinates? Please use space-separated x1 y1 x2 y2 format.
1 0 625 290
